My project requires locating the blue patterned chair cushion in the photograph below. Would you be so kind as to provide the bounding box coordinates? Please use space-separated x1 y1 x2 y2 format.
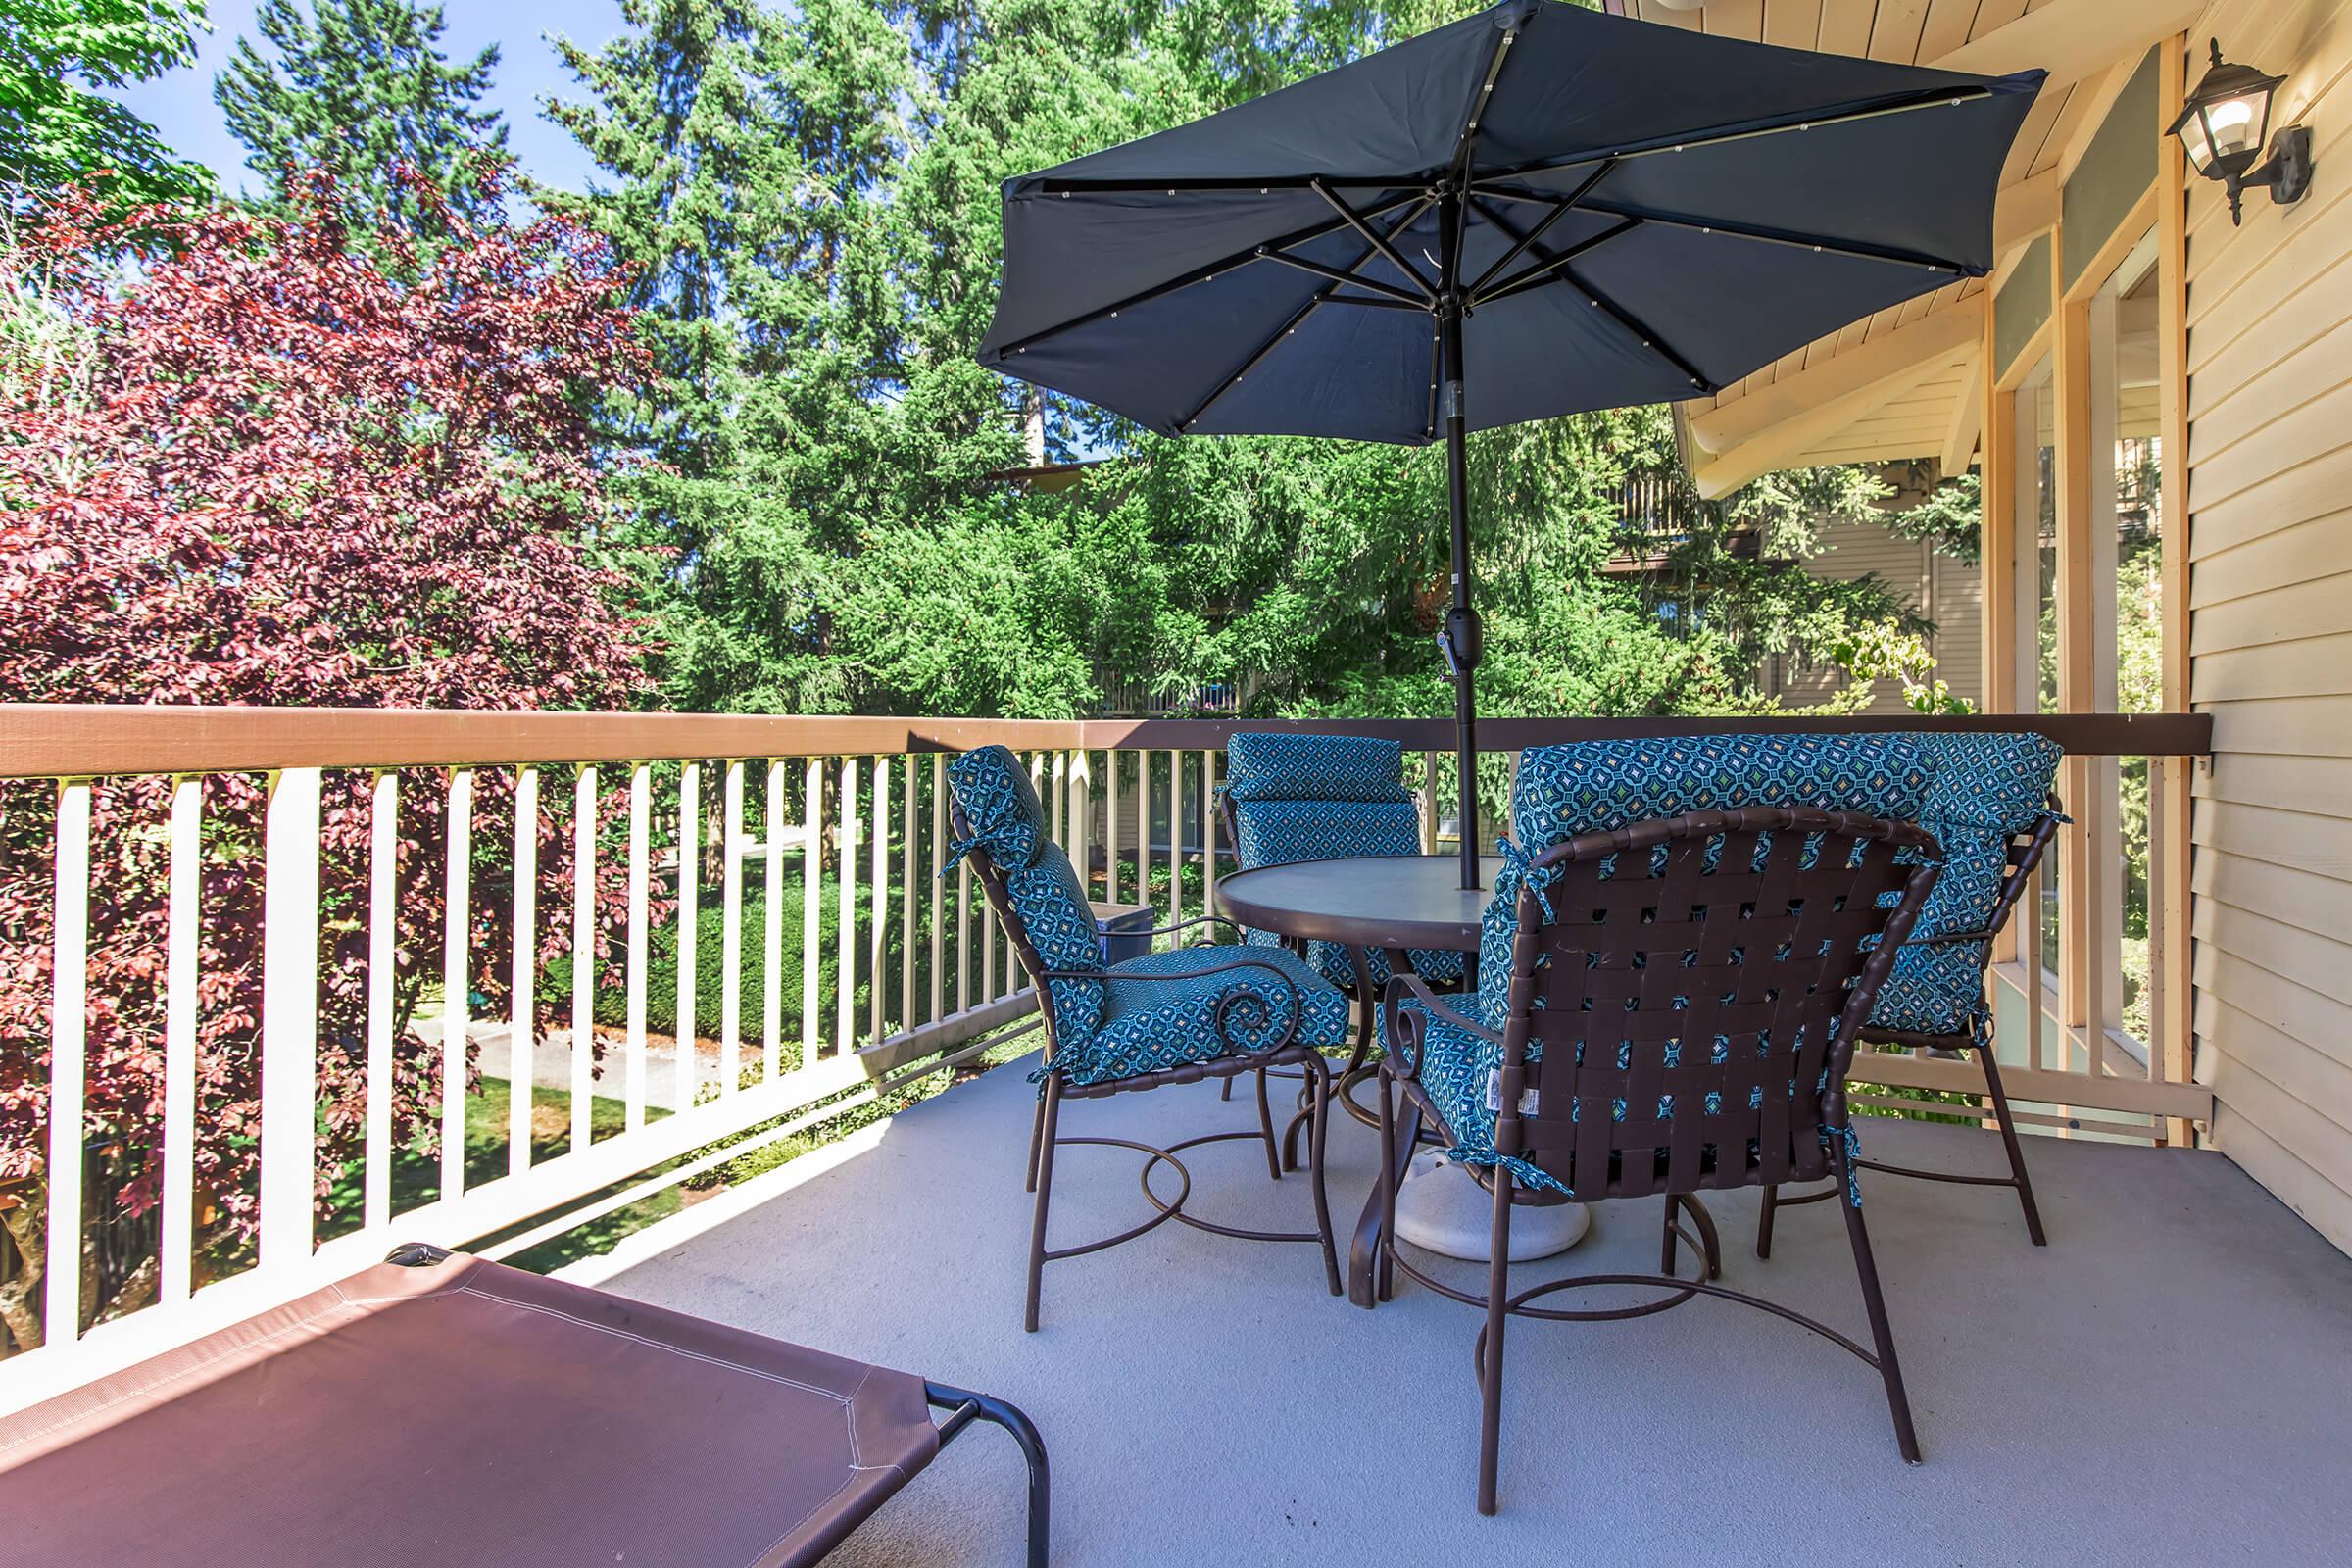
1871 731 2063 1037
948 743 1351 1089
1003 841 1110 1043
1055 943 1354 1087
1229 797 1423 865
1223 732 1414 803
946 744 1049 870
1225 740 1465 990
1480 733 1933 1027
947 747 1105 1039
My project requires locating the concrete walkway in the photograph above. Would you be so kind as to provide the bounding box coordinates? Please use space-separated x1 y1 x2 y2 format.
593 1052 2352 1565
409 1010 725 1111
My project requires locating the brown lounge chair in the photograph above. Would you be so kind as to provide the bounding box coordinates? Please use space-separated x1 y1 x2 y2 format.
0 1244 1047 1567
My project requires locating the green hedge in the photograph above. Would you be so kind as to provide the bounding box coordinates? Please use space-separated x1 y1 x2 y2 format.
546 870 904 1044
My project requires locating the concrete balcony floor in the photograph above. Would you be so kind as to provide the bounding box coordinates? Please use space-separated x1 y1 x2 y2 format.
581 1054 2352 1565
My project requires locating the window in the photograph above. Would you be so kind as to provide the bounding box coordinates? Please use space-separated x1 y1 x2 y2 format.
2011 356 2060 968
2095 233 2163 1046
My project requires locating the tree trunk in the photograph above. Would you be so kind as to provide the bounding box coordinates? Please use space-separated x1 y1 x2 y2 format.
0 1197 47 1353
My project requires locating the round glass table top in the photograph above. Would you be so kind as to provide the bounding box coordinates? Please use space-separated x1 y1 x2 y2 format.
1213 855 1501 953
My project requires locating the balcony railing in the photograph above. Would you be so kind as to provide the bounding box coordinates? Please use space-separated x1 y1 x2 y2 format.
0 705 2211 1412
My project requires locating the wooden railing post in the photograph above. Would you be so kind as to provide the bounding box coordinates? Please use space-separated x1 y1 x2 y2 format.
259 766 322 1268
46 779 92 1342
510 766 539 1175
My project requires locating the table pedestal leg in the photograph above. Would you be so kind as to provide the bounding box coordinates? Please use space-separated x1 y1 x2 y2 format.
1350 1095 1419 1307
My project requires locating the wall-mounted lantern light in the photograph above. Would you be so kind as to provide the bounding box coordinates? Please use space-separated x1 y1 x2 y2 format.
2169 39 2312 224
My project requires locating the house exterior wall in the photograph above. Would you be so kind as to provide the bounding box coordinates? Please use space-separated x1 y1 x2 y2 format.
1767 516 1984 715
2182 0 2352 1249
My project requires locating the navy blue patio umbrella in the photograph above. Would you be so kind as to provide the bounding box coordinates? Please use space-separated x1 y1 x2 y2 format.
977 0 2041 887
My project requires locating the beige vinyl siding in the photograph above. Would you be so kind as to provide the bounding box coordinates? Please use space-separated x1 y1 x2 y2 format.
1776 517 1984 713
2185 0 2352 1250
1928 542 1984 706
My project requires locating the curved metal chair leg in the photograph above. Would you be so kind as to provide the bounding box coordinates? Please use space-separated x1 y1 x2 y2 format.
1024 1076 1063 1334
1305 1054 1341 1296
1346 945 1379 1075
1660 1194 1680 1274
1836 1141 1921 1464
1477 1165 1514 1516
1253 1066 1283 1181
1356 1074 1418 1308
1025 1092 1048 1196
1678 1192 1724 1279
1281 1099 1310 1175
1757 1182 1780 1259
1975 1043 2048 1246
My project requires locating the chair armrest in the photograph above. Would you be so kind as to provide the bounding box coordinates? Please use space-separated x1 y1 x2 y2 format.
1380 972 1495 1082
1037 954 1306 1056
1141 913 1247 945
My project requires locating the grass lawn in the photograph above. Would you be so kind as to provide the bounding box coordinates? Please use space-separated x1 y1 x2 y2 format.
320 1078 683 1270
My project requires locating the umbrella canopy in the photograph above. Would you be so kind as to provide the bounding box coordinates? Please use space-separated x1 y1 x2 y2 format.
977 0 2041 883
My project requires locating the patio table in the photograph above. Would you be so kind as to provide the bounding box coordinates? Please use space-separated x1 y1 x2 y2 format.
1214 856 1590 1307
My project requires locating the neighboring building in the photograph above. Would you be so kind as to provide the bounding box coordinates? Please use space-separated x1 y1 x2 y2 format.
1761 501 1986 714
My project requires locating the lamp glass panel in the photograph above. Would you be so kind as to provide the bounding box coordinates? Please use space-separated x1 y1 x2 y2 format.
2205 92 2265 161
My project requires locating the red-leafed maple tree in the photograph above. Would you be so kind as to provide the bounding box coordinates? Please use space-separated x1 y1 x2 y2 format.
0 174 661 1350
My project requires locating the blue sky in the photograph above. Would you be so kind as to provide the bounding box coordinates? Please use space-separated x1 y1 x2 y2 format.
111 1 630 199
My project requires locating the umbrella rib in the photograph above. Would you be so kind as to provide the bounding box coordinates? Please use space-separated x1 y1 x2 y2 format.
1309 179 1437 303
1031 174 1424 194
1262 239 1430 308
1576 198 1974 274
1468 213 1640 308
1447 18 1523 203
1468 198 1711 393
1464 80 2002 190
986 190 1424 359
1178 196 1439 434
1464 158 1616 299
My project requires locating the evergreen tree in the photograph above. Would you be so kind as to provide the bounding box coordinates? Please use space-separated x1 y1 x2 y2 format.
215 0 508 245
549 0 1953 724
0 0 213 206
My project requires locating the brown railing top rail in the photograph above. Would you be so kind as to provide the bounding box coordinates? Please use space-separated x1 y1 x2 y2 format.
0 704 2213 780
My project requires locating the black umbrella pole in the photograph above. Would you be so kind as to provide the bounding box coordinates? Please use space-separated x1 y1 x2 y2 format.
1444 411 1479 890
1438 198 1480 891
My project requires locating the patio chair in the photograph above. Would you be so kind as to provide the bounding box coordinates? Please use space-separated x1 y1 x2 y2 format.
1493 730 2066 1245
944 745 1348 1332
1760 732 2065 1250
1219 732 1468 1008
1217 731 1467 1148
0 1245 1049 1567
1377 807 1942 1513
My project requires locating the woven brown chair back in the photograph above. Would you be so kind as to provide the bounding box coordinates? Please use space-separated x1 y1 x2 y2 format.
1983 797 2063 942
1491 807 1940 1203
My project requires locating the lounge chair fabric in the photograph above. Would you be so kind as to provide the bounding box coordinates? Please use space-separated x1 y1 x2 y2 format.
1224 731 1418 801
1085 942 1354 1084
0 1253 968 1568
